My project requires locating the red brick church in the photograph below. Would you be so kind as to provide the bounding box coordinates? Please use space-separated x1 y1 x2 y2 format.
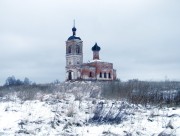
65 24 117 81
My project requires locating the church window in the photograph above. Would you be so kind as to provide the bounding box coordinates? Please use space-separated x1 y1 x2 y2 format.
76 46 80 54
104 72 107 78
68 71 72 80
89 72 92 77
100 72 102 78
68 46 71 53
108 73 111 78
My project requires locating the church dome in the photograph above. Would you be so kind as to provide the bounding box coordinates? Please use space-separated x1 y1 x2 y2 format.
67 36 81 40
92 43 101 51
67 25 81 41
72 27 77 31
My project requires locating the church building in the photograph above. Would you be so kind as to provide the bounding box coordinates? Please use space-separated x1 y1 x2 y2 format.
65 24 117 81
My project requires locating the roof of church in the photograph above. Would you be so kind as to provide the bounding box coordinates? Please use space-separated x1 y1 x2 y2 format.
67 35 81 40
92 43 101 51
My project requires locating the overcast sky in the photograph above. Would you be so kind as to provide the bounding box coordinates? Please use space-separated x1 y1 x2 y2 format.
0 0 180 85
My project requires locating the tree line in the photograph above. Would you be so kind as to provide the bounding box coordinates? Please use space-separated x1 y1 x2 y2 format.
3 76 33 86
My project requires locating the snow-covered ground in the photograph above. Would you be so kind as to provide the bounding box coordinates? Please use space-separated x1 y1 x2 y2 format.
0 83 180 136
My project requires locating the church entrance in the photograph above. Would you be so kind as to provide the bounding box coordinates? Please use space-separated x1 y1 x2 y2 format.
68 72 72 80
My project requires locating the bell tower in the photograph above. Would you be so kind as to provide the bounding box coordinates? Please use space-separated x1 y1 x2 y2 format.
65 22 83 80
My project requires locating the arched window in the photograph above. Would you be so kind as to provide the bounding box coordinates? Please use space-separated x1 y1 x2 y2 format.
108 73 111 78
68 71 72 80
68 46 71 53
104 72 107 78
100 72 102 78
76 46 80 54
89 72 92 77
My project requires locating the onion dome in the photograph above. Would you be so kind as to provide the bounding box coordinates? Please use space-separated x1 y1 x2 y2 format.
92 43 101 51
67 25 81 40
72 27 77 32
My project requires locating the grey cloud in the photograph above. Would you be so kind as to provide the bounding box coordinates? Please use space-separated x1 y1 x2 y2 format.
0 0 180 85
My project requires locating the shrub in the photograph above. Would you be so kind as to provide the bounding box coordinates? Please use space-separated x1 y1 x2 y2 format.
101 80 180 107
66 105 75 117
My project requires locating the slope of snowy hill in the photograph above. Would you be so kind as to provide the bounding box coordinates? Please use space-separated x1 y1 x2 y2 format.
0 82 180 136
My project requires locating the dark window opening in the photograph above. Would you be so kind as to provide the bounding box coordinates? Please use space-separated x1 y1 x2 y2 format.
108 73 111 78
100 72 102 78
89 72 92 77
68 47 71 53
68 72 72 80
76 46 80 54
104 72 107 78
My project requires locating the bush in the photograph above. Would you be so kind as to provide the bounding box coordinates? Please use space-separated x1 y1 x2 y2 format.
0 84 57 101
101 80 180 107
66 105 75 117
